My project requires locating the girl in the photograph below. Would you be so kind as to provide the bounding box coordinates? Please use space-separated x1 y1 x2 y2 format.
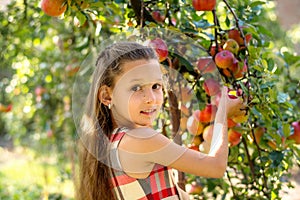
77 42 245 200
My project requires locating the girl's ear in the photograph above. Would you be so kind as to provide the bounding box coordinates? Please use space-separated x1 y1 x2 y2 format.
98 85 112 106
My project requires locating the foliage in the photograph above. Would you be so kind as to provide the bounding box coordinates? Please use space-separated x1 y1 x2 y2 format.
0 0 299 199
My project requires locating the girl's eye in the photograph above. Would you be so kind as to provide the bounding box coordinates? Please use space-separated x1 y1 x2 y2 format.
131 85 142 92
152 83 162 90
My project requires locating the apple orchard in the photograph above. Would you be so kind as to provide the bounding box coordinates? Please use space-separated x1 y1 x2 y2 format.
1 0 299 199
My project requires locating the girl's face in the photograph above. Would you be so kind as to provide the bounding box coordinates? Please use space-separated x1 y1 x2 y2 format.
111 59 164 128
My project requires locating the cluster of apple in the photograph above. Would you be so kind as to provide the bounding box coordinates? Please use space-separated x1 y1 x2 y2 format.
209 29 252 80
251 121 300 150
0 103 12 113
185 95 244 152
41 0 91 17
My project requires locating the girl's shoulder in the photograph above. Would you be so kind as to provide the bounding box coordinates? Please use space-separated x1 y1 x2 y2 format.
118 127 171 154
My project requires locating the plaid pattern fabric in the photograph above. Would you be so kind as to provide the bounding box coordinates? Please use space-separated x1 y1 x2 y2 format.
109 128 180 200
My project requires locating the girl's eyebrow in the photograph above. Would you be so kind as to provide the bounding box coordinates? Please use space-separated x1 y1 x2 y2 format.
130 78 163 83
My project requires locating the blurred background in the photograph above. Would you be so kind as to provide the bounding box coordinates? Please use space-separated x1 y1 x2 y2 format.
0 0 299 199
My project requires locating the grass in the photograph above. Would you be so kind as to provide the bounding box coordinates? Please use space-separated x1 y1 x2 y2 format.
0 146 75 200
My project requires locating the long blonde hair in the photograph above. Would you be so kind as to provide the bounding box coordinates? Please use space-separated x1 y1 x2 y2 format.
77 42 157 200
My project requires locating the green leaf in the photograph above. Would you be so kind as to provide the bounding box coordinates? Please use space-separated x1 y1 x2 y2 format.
282 123 291 138
277 92 289 103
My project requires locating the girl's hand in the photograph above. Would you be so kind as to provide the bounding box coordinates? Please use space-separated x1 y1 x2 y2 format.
219 87 247 118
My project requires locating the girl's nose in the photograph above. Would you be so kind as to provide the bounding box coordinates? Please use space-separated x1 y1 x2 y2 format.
143 89 155 103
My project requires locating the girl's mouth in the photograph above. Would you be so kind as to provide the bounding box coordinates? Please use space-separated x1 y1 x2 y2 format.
140 109 156 115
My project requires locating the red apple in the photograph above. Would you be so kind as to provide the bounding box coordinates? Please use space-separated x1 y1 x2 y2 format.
188 143 200 151
192 0 216 11
203 124 214 142
252 127 265 144
180 86 193 103
228 29 252 46
0 104 12 113
152 11 165 22
288 121 300 144
35 86 46 96
233 61 247 79
223 39 239 55
41 0 67 17
228 129 242 147
227 118 237 128
228 29 243 45
197 57 217 74
187 111 204 135
215 50 235 69
198 104 217 123
149 38 168 62
209 45 223 57
203 78 221 96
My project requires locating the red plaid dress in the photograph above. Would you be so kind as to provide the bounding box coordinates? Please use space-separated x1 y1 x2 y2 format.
109 127 180 200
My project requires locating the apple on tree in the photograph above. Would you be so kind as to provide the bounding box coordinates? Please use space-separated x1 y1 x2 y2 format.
152 11 165 23
215 50 235 69
203 78 221 96
187 110 204 135
198 104 217 123
288 121 300 144
197 57 217 74
192 0 216 11
228 129 242 147
223 39 239 55
228 28 252 46
41 0 67 17
149 38 168 62
185 182 203 194
209 45 223 57
0 103 12 113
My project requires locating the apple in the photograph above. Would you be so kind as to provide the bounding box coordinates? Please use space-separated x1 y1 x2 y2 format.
228 29 252 46
227 118 237 128
203 124 214 142
152 11 165 23
233 61 247 79
228 129 242 147
185 182 203 194
66 65 80 76
191 135 202 146
35 86 46 96
192 0 216 11
0 104 12 113
197 57 217 74
288 121 300 144
47 129 54 138
232 113 248 123
200 140 210 153
209 45 223 57
187 110 204 135
215 50 235 69
198 104 217 123
180 86 193 103
180 104 190 117
180 117 188 131
149 38 168 62
223 39 239 55
203 78 221 96
252 127 265 144
41 0 67 17
188 144 200 151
